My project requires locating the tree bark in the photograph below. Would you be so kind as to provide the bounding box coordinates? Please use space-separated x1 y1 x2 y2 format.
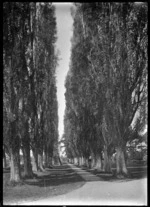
9 118 21 182
10 147 21 182
91 152 96 168
38 152 45 171
83 157 87 166
3 150 7 168
43 149 48 168
58 156 62 165
77 157 80 165
48 156 53 166
103 147 112 173
23 143 33 178
95 153 102 171
32 148 38 172
74 157 78 165
81 157 84 165
85 158 89 167
116 146 128 176
79 157 82 166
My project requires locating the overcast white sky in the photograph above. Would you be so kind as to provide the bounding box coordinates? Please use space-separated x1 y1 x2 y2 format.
54 3 73 140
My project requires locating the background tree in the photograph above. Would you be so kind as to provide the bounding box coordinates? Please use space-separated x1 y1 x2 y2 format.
64 2 147 176
3 2 59 181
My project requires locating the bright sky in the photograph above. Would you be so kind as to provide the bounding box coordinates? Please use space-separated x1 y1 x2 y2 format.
54 3 73 140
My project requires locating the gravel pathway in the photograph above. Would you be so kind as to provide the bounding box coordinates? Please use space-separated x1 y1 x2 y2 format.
19 164 147 206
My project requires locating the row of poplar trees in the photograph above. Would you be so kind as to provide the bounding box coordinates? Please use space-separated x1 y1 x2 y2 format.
3 3 59 182
64 3 147 177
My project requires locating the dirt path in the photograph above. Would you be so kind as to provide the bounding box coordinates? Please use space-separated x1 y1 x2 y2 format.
19 164 147 206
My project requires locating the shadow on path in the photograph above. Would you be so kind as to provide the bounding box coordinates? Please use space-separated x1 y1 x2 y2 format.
74 164 147 182
24 164 85 187
3 163 147 188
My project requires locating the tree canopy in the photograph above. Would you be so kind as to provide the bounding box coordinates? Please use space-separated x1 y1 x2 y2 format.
64 2 147 175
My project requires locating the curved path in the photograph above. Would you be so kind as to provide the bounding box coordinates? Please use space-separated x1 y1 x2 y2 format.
20 164 147 206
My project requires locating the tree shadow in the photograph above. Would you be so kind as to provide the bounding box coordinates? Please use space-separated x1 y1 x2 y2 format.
23 164 85 187
75 164 147 182
4 163 147 188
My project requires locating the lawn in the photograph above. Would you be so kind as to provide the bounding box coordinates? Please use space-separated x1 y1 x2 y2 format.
3 164 85 205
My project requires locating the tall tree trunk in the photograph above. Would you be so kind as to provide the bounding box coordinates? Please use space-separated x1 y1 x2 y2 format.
38 152 45 171
10 147 21 182
48 156 53 167
95 153 102 171
10 121 21 182
3 150 7 168
52 157 55 165
77 157 80 165
79 157 82 166
43 149 48 168
85 158 89 167
83 157 87 166
57 155 62 165
32 148 38 172
23 143 33 178
81 157 84 165
74 157 78 165
116 146 128 176
91 152 96 168
58 156 62 165
22 120 33 177
45 152 49 168
103 147 112 173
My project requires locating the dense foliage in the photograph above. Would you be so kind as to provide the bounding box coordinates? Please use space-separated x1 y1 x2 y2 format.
64 3 147 175
3 2 59 181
